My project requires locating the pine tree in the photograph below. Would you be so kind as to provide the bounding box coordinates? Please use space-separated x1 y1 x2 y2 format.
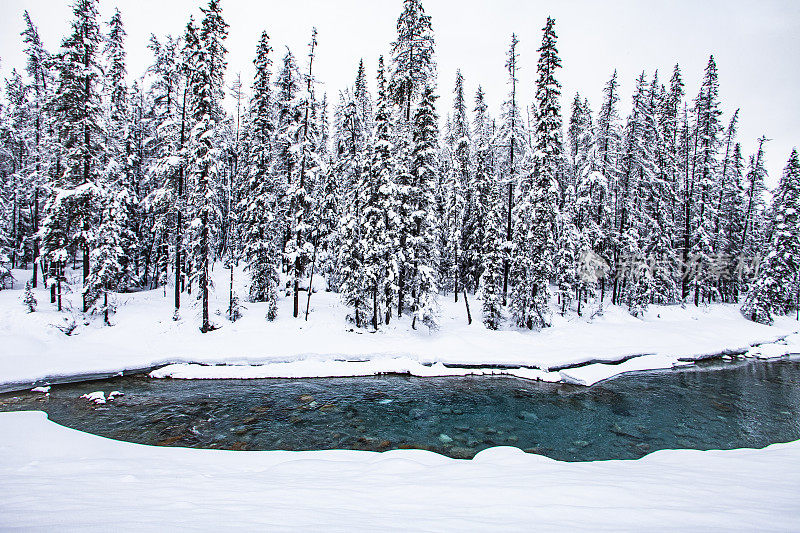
593 70 621 300
200 0 228 120
741 150 800 323
335 63 373 326
554 207 581 315
741 136 768 258
186 0 228 332
479 180 505 329
275 48 301 268
50 0 105 313
389 0 436 123
714 109 740 301
451 70 477 299
23 281 37 312
689 56 723 305
408 84 440 329
86 192 127 325
511 17 561 329
723 142 747 300
470 87 493 288
103 8 137 291
242 31 279 321
21 11 53 289
497 33 528 305
147 30 185 316
641 71 679 305
361 57 399 329
283 29 322 318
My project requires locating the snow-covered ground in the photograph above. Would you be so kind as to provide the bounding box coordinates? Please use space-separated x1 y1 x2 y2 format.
1 265 798 389
0 410 797 531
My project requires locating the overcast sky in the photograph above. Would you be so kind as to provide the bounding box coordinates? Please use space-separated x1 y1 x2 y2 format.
1 0 798 186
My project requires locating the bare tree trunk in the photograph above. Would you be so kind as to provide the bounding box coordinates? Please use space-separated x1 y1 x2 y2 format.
32 187 39 287
305 233 319 321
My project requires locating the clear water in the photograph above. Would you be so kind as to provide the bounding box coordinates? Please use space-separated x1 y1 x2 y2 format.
1 359 799 461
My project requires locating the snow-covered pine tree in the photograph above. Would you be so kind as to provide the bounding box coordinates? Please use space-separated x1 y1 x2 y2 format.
713 109 740 301
408 84 440 329
660 64 684 254
103 9 137 291
471 86 503 328
741 136 768 259
479 184 505 329
389 0 436 124
200 0 228 121
571 93 607 300
616 72 655 315
641 71 679 305
511 17 561 329
23 281 37 312
437 72 469 303
146 28 188 317
274 48 301 270
242 31 279 320
389 0 435 317
452 70 476 299
361 56 399 329
593 70 621 300
354 59 374 139
689 56 723 305
337 161 369 326
497 33 529 304
49 0 105 313
2 70 32 272
286 28 322 318
335 62 374 325
21 10 53 289
723 142 747 300
741 150 800 323
469 87 492 288
186 0 228 333
86 192 127 325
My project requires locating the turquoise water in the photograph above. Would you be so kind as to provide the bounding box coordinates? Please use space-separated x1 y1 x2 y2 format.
1 359 798 461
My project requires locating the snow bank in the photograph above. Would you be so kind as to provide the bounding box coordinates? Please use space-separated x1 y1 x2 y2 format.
0 267 797 389
1 411 798 531
150 359 563 382
747 333 800 359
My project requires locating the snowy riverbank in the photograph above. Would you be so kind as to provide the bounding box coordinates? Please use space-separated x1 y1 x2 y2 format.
1 266 799 390
0 410 798 531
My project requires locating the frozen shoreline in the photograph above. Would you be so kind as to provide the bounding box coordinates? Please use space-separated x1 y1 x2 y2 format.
1 267 799 391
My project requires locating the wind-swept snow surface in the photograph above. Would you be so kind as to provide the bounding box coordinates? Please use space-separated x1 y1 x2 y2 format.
0 411 798 531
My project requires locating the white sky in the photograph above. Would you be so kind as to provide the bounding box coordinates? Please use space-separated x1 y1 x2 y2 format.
1 0 798 186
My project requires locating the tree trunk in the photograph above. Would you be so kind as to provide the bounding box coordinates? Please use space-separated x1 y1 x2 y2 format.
200 211 210 333
57 262 62 312
372 287 378 331
32 187 39 287
82 235 89 313
174 210 182 314
228 260 235 321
